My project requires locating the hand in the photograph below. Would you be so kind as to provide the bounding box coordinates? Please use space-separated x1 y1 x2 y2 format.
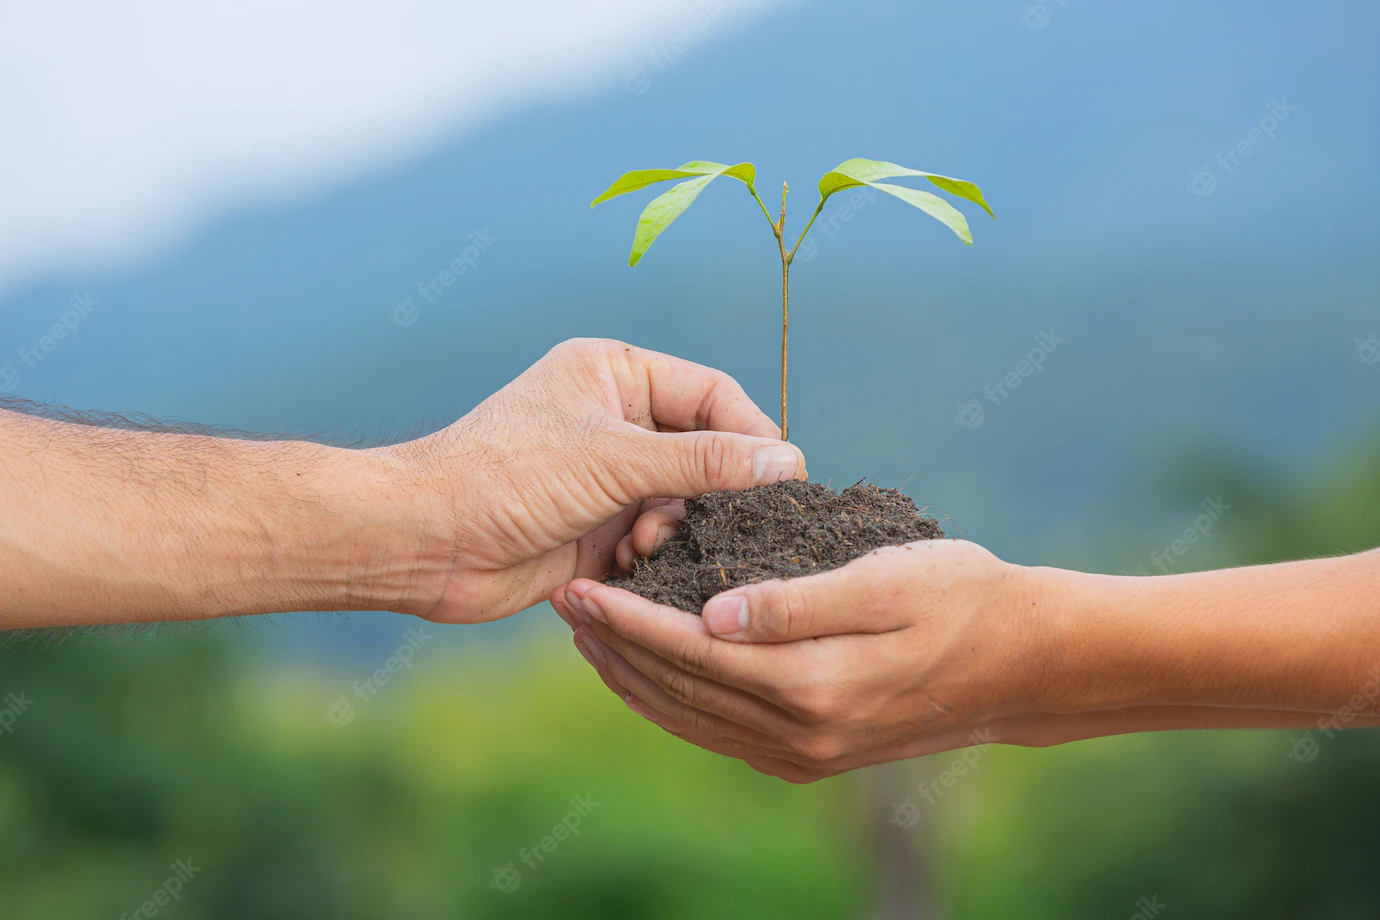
552 538 1049 781
555 536 1380 783
391 338 806 624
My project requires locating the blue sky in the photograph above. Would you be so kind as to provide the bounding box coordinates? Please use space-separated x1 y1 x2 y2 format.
2 0 1377 649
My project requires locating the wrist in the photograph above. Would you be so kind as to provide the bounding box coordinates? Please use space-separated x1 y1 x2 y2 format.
987 560 1085 717
196 439 455 618
325 443 458 617
1020 565 1138 713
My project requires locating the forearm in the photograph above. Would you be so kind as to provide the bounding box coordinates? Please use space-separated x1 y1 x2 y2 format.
0 406 441 628
1037 549 1380 717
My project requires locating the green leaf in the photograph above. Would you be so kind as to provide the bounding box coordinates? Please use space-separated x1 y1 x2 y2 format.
829 158 994 218
592 161 757 207
593 161 757 265
591 169 707 207
870 183 972 245
815 158 994 246
630 175 714 266
677 161 758 188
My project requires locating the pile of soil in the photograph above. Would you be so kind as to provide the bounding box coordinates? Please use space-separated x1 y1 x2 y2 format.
610 479 945 612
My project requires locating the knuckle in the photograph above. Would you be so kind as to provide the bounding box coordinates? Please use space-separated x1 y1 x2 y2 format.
672 638 714 677
785 732 843 765
688 432 739 489
762 581 811 640
784 732 816 759
783 681 842 725
812 735 847 762
661 667 697 707
545 338 584 360
549 337 624 366
768 763 821 785
788 771 827 786
681 705 715 734
780 681 816 715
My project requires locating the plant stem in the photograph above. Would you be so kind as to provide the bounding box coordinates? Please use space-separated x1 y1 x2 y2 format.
780 252 790 441
752 180 801 441
777 181 790 441
788 200 825 262
749 187 780 236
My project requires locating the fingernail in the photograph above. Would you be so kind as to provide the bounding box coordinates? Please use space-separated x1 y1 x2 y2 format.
753 445 801 485
625 694 655 720
563 587 587 623
576 631 606 667
654 525 673 552
703 593 748 637
583 592 607 624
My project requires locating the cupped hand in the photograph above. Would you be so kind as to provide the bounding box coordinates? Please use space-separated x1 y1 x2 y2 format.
555 537 1380 783
551 538 1057 781
388 338 805 624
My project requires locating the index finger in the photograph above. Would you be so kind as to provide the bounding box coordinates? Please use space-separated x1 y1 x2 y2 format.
626 347 781 439
565 578 791 703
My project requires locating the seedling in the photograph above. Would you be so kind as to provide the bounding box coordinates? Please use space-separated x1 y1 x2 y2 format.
592 158 993 440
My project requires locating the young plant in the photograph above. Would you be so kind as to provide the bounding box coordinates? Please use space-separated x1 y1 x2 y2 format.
592 158 993 441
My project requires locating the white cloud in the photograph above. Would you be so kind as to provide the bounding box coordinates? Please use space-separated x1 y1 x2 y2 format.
0 0 787 298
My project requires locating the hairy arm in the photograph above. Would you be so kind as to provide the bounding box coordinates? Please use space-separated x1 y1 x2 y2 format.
0 339 802 631
0 399 434 628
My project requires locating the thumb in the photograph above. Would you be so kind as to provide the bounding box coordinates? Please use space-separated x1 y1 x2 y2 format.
701 549 914 643
619 427 807 499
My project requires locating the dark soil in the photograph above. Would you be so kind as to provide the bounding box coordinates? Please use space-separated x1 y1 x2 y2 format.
609 479 945 612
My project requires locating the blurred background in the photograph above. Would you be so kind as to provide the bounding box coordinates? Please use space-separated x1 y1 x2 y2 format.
2 0 1379 915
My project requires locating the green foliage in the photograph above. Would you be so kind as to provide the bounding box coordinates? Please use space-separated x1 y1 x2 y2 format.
816 158 994 245
591 162 757 266
592 156 992 264
591 154 993 438
0 628 865 919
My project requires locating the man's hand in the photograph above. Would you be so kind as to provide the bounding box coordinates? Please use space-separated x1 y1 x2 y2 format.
0 338 803 629
553 540 1380 783
395 338 804 622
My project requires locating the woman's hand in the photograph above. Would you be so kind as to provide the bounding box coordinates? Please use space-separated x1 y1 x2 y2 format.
553 539 1380 783
552 539 1053 781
